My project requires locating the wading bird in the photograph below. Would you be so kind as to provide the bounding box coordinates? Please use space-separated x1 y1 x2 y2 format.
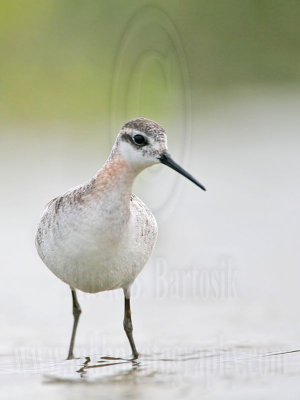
35 118 206 360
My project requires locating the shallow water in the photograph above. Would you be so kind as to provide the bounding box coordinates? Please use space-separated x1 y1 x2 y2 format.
1 91 300 398
2 345 300 399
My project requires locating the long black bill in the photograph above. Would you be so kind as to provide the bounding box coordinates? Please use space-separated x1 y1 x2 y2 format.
159 153 206 191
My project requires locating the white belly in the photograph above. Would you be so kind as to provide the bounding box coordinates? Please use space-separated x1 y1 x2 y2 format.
36 194 157 293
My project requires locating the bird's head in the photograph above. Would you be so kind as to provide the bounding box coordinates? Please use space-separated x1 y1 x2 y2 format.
115 117 206 191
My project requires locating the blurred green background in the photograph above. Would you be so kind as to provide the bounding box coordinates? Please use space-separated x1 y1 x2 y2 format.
1 0 300 124
2 5 300 398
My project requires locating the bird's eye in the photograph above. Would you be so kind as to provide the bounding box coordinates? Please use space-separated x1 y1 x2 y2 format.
133 134 147 146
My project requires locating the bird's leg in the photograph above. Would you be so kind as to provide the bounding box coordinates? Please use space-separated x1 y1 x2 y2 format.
66 287 82 360
123 292 139 359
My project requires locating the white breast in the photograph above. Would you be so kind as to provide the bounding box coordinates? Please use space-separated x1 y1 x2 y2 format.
36 189 158 293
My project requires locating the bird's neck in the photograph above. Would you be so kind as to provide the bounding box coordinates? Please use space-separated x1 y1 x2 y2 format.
94 153 137 205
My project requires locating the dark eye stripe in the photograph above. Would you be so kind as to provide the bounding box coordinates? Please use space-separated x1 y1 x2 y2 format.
121 133 148 148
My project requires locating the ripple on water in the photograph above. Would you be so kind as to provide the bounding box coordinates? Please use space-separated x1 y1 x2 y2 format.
0 345 292 385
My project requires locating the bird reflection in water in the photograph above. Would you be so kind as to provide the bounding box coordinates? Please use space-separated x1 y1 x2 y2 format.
76 355 140 379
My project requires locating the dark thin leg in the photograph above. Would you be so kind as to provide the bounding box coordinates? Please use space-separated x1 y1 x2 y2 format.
123 296 139 359
66 288 82 360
